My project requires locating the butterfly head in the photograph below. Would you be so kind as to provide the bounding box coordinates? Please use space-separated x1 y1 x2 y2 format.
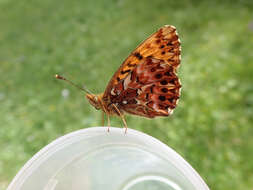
86 94 103 110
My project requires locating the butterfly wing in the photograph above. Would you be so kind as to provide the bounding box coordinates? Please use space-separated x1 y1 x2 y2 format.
103 25 181 118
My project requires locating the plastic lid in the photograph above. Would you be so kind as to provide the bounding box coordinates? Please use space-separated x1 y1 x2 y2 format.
7 127 209 190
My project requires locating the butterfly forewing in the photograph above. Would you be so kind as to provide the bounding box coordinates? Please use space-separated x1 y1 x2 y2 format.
103 25 181 118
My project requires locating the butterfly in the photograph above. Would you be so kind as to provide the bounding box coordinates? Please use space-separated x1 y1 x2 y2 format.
56 25 181 132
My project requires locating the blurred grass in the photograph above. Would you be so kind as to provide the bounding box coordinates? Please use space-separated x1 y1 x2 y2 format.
0 0 253 189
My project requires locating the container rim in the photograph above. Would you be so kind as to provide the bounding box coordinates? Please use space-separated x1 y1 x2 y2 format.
7 127 209 190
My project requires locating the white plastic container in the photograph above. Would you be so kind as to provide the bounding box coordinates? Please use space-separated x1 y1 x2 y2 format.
7 127 209 190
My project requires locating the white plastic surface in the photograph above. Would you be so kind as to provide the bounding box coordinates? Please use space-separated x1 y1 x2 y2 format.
7 127 209 190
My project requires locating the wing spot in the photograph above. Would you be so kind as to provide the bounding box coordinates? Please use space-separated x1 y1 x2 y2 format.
127 62 136 67
159 95 166 101
161 88 168 93
160 80 168 85
169 79 176 85
150 85 154 93
150 67 156 72
117 77 121 82
161 51 165 55
121 69 131 74
168 98 174 103
164 71 172 76
134 52 143 60
145 93 149 100
155 73 162 79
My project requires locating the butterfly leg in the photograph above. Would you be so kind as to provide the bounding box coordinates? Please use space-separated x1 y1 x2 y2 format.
101 111 105 126
112 104 128 134
107 115 111 132
101 104 111 132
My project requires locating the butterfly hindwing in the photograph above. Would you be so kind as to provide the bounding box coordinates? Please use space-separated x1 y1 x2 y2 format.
103 25 181 118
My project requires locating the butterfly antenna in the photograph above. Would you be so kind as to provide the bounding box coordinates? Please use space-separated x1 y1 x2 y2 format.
55 74 92 94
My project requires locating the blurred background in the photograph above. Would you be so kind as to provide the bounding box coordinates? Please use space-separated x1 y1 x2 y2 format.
0 0 253 189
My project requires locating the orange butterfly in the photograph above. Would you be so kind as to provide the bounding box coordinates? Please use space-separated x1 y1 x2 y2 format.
56 25 181 132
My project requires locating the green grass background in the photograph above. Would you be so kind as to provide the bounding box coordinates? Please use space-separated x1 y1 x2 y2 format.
0 0 253 189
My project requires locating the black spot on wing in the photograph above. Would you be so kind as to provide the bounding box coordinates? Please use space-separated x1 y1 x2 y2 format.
160 80 168 85
121 69 131 74
159 95 166 101
161 88 168 93
133 52 143 60
127 61 136 67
